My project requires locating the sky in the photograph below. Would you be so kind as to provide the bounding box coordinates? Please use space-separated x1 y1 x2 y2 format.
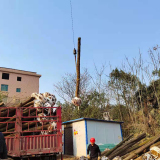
0 0 160 101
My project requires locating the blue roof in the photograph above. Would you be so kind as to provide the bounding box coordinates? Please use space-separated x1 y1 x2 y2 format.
62 117 123 125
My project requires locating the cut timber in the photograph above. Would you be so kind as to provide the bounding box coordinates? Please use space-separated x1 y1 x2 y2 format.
0 123 15 132
0 97 34 112
0 120 47 132
150 141 160 148
0 107 15 113
5 124 50 137
0 114 16 122
0 116 16 127
17 97 35 108
108 133 146 160
121 136 155 157
0 102 4 106
22 101 34 108
0 105 35 122
102 134 133 156
0 108 16 117
0 117 49 133
22 122 38 129
22 105 36 116
123 135 160 160
22 111 37 121
122 151 132 159
134 154 145 160
122 137 157 159
0 122 35 132
128 151 150 160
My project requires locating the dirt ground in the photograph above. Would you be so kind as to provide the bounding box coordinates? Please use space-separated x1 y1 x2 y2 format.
57 155 79 160
8 155 78 160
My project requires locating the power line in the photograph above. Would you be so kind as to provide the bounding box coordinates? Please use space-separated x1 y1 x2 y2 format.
70 0 75 48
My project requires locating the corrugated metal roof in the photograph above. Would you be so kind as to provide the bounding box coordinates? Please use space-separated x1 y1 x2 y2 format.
62 117 123 124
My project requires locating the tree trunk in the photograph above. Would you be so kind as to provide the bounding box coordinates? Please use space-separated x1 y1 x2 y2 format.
0 108 16 117
0 97 34 113
22 101 34 108
123 135 160 160
0 102 4 106
0 105 35 122
121 136 155 158
108 133 146 160
5 124 50 137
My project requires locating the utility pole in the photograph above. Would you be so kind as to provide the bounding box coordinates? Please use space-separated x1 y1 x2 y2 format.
72 37 82 110
75 37 81 98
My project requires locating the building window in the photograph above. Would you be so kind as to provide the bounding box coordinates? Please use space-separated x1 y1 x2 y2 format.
1 84 8 91
17 77 22 81
2 73 9 80
16 88 21 92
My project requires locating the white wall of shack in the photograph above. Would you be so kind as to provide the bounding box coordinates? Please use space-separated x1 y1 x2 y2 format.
62 120 122 157
72 121 87 157
86 121 122 146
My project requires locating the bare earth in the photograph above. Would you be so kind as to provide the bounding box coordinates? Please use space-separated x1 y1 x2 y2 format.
57 155 79 160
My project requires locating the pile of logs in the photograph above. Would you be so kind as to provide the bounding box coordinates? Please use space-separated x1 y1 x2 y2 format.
101 133 160 160
0 92 57 137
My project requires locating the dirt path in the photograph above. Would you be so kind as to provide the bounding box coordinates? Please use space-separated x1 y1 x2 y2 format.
57 155 79 160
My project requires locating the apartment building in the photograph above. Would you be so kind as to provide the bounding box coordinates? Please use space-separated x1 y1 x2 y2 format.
0 67 41 103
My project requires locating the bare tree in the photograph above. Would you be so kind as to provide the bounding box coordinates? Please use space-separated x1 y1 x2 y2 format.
90 63 110 107
54 69 91 103
91 63 106 94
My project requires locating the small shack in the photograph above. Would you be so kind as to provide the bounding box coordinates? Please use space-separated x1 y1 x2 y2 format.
62 118 123 157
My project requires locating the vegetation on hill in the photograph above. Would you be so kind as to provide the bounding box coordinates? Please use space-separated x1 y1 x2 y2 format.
55 46 160 137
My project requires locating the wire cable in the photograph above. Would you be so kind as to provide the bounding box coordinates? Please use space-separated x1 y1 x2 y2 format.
70 0 75 48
